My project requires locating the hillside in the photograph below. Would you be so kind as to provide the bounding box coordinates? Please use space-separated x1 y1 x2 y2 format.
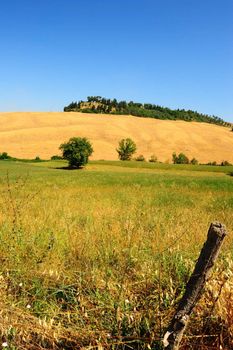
0 111 232 163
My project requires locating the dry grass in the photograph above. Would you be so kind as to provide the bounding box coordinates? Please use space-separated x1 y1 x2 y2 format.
0 160 232 349
0 112 232 163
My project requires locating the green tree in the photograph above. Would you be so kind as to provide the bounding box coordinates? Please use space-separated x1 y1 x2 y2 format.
63 96 230 127
190 158 198 165
172 152 189 164
0 152 11 160
59 137 93 168
116 138 137 160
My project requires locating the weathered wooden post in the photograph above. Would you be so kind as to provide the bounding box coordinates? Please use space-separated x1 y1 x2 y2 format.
163 222 227 350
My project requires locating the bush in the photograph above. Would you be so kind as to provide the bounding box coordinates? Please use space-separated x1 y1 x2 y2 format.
51 155 63 160
135 154 146 161
116 138 137 161
0 152 11 160
59 137 93 168
172 152 189 164
190 158 198 165
149 154 158 163
221 160 232 166
206 161 217 166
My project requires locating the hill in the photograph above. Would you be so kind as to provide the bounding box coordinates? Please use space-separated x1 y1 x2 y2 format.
64 96 231 127
0 111 232 163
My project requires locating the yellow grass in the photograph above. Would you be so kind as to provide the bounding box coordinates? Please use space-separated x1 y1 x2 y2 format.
0 111 232 162
0 161 233 348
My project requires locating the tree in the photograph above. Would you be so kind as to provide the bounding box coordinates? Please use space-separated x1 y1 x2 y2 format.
63 96 230 127
63 101 78 112
59 137 93 168
116 138 137 161
0 152 11 160
172 152 189 164
149 154 158 163
190 158 198 165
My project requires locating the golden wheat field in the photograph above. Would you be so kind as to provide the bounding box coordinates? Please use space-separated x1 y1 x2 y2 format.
0 112 232 162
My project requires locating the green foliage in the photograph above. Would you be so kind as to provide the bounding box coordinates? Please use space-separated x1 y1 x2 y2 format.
0 153 46 163
135 154 146 161
63 96 230 127
206 161 217 166
172 152 189 164
116 138 137 161
221 160 232 166
205 160 233 166
190 158 198 165
0 152 12 160
59 137 93 168
149 154 158 163
63 101 79 112
50 155 63 160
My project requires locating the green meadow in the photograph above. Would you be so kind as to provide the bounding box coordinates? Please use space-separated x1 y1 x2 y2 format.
0 160 233 349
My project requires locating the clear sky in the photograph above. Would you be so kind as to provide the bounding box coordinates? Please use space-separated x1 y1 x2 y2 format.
0 0 232 122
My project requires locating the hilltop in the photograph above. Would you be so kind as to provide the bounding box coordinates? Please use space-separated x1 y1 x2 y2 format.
0 111 232 163
64 96 231 127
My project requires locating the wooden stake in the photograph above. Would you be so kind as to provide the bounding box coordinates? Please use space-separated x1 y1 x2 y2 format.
163 222 227 350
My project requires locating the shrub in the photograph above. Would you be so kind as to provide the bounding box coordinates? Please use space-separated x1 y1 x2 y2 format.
206 161 217 166
149 154 158 163
190 158 198 165
59 137 93 168
135 154 146 161
172 152 189 164
221 160 232 166
116 138 137 161
0 152 11 160
51 155 63 160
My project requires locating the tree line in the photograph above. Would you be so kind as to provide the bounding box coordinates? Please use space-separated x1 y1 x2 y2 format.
1 137 232 168
57 137 232 168
64 96 230 127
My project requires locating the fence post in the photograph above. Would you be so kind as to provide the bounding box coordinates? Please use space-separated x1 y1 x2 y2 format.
163 222 227 350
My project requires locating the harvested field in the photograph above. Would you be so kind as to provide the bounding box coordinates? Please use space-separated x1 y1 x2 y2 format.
0 112 232 162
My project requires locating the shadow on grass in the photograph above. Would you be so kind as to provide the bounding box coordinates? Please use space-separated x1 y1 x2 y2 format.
54 166 84 171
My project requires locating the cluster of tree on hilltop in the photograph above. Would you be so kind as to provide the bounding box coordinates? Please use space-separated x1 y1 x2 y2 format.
64 96 230 127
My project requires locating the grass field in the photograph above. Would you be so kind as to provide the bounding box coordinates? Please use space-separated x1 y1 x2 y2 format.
0 160 233 349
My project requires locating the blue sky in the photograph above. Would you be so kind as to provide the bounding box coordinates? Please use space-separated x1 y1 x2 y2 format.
0 0 232 122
